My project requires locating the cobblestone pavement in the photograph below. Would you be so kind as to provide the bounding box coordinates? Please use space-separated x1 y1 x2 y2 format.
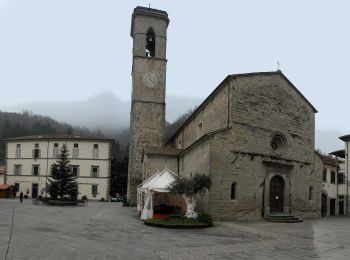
1 199 350 260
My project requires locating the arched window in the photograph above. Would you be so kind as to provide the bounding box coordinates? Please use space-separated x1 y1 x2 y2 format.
231 182 236 200
309 186 313 200
270 132 287 155
146 28 155 57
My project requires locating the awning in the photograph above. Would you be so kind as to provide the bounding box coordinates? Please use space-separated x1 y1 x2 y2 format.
0 184 14 190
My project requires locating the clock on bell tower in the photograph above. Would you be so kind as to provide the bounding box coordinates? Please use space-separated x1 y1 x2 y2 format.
127 6 169 205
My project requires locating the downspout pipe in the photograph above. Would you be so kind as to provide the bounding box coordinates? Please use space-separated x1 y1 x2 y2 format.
336 164 339 215
46 140 49 197
347 141 349 216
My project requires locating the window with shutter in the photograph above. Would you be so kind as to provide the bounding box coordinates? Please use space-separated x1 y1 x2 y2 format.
72 166 79 177
73 148 79 158
331 171 336 183
91 166 99 177
92 148 99 159
14 165 22 175
15 144 21 158
91 184 98 196
32 165 39 176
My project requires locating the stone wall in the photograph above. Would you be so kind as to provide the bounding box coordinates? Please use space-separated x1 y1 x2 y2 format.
208 129 322 221
229 73 315 163
180 139 211 212
128 101 165 204
171 82 230 149
290 152 322 218
209 129 264 220
143 154 178 179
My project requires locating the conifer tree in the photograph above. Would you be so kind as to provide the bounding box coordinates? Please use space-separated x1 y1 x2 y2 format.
47 143 78 199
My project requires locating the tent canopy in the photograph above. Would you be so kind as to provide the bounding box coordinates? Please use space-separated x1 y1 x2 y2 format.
137 168 178 193
137 168 178 219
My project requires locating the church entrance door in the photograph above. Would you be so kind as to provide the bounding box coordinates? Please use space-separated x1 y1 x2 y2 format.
270 176 284 212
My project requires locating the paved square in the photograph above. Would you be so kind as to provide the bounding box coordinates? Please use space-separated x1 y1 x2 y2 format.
1 199 350 259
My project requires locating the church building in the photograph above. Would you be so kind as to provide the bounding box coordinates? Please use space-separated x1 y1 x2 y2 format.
127 6 322 220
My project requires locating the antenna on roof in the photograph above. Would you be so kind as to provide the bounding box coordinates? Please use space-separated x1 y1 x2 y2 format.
277 61 281 71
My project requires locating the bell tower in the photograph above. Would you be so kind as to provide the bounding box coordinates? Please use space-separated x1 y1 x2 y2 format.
127 7 169 205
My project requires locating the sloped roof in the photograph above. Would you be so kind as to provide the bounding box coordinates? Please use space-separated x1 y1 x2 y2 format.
339 134 350 142
0 184 14 190
330 149 345 159
4 134 114 142
137 168 177 193
167 71 317 144
318 154 340 167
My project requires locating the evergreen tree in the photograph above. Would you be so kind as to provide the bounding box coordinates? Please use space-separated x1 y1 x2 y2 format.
110 155 128 196
47 144 78 200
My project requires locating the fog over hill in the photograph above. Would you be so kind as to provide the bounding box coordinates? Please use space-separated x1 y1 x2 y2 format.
1 91 201 137
0 91 345 153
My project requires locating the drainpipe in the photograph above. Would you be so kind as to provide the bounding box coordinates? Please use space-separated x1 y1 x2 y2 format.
336 164 339 215
347 141 349 216
46 140 49 197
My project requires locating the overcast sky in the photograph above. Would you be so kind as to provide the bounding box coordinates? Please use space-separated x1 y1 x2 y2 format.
0 0 349 151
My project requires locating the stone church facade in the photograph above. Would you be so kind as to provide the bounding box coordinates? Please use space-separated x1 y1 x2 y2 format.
128 6 322 220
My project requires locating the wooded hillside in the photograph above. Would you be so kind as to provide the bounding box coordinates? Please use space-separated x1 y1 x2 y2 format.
0 110 96 164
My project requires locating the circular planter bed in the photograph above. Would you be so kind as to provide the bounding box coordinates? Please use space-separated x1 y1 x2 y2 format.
34 199 87 206
144 218 212 229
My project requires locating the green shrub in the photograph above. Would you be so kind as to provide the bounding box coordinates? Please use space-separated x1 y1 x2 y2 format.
122 196 129 206
197 212 213 226
165 214 183 220
144 218 211 229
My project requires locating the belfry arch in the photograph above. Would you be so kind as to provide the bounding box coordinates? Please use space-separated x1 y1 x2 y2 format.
146 28 155 57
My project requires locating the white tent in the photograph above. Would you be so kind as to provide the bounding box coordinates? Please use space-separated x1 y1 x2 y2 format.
137 168 178 220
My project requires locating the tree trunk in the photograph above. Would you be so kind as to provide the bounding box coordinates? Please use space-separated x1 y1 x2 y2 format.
182 194 198 218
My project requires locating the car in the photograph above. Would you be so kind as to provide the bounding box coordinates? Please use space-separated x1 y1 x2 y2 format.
110 194 123 202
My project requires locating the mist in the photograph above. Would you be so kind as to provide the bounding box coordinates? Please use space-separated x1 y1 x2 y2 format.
0 91 201 136
0 91 346 154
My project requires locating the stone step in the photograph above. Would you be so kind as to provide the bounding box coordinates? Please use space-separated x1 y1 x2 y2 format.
264 213 303 223
266 214 295 218
264 218 303 223
264 217 300 221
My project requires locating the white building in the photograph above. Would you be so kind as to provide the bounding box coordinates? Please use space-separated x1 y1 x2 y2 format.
320 153 346 216
5 135 113 200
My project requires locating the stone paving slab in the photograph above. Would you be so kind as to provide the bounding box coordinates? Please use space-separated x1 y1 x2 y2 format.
1 199 350 259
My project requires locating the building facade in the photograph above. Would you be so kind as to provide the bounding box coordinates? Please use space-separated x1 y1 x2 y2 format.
128 7 322 220
319 153 346 216
5 135 113 200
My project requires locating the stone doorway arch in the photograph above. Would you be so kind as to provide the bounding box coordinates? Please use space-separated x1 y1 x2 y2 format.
270 175 284 212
